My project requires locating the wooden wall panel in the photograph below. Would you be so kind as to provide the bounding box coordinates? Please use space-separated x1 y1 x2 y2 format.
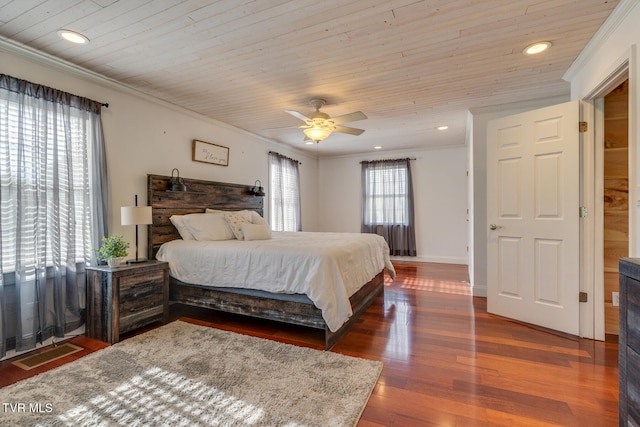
603 80 628 336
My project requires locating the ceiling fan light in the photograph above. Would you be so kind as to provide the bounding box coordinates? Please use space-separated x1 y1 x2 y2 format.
303 126 332 142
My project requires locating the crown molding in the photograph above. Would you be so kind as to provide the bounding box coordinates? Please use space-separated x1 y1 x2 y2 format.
0 36 284 147
563 0 637 81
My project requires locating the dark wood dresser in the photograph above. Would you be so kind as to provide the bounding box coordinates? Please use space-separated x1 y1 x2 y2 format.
619 257 640 425
86 261 169 344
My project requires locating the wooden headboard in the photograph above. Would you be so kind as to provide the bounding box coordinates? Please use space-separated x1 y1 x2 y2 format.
147 174 264 259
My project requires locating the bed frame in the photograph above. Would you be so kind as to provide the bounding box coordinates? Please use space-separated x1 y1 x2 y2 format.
147 174 384 349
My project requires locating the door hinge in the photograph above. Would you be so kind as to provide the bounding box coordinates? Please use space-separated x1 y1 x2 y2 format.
579 206 588 218
579 292 588 303
579 121 588 132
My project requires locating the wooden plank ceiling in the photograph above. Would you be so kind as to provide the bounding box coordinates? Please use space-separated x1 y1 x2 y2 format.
0 0 621 156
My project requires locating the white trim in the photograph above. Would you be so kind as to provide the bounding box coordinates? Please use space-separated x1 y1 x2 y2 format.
583 49 632 99
593 97 605 341
319 143 467 161
472 285 487 297
629 44 638 258
579 99 599 340
390 255 468 265
580 55 632 341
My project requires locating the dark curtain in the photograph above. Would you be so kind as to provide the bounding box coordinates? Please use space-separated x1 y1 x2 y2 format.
361 158 416 256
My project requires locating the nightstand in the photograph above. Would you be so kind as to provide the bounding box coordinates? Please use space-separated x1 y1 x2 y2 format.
86 260 169 344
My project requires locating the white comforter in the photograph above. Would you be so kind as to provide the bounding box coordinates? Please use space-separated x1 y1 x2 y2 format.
156 231 396 332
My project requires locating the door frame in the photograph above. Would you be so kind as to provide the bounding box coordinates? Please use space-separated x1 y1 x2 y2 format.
581 60 630 340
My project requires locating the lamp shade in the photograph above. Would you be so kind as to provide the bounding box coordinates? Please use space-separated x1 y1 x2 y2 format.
303 126 333 142
121 206 153 226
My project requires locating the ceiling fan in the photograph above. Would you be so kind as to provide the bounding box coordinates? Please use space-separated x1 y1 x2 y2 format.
285 98 367 143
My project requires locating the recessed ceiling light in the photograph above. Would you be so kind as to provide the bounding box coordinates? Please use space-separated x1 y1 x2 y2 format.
57 29 89 45
305 141 314 145
374 146 382 150
523 41 551 55
437 125 449 131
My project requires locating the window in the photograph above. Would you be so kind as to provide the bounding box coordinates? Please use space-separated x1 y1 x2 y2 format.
0 74 108 358
361 158 416 256
363 164 409 225
0 100 94 270
269 152 301 232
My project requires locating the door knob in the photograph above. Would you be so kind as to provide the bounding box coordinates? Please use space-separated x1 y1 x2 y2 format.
489 224 503 230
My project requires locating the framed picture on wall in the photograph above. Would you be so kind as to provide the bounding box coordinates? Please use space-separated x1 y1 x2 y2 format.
192 139 229 166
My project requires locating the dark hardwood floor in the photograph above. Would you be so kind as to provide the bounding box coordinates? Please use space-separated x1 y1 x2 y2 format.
0 261 619 426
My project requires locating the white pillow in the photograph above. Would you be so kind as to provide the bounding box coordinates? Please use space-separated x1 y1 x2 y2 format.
182 213 234 241
169 215 196 240
241 223 272 241
206 209 267 224
224 211 253 240
250 211 268 226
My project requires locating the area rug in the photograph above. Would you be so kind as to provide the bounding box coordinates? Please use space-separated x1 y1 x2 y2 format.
0 320 382 426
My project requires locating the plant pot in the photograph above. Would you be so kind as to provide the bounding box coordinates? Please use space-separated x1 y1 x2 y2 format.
107 257 123 267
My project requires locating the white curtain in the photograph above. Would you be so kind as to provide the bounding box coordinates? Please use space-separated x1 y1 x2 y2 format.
361 158 416 256
0 74 108 358
269 152 301 231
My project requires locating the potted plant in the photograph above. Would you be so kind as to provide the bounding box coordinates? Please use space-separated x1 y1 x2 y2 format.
97 235 130 267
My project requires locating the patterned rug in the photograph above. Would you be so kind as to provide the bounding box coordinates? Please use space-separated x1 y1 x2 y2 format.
0 320 382 426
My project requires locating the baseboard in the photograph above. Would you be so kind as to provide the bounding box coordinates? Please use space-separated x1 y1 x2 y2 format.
390 255 468 265
472 285 487 297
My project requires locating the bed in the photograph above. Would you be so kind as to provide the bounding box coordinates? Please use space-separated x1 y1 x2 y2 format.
147 174 394 349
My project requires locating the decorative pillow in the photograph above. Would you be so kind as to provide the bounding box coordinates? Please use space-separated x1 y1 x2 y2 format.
250 211 268 226
169 215 196 240
241 223 272 241
224 211 253 240
182 213 234 241
206 209 268 226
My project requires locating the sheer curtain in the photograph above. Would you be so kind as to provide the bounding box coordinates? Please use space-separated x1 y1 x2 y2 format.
269 151 301 231
0 74 108 359
361 158 416 256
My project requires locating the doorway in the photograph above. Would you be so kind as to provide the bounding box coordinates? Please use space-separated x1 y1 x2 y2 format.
603 79 629 337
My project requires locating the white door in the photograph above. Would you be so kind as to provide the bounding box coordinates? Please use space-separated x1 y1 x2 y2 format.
487 100 581 335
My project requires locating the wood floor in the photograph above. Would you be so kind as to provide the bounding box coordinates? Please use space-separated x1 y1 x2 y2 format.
0 261 619 426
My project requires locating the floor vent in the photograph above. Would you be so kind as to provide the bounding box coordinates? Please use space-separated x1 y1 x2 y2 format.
11 343 83 371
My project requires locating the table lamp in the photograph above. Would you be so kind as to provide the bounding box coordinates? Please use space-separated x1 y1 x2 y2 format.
121 195 153 264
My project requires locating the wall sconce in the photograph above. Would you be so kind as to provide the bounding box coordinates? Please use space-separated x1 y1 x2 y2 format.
121 195 153 264
169 168 187 191
249 180 265 197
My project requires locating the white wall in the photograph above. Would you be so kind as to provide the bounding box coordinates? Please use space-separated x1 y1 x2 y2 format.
318 146 469 264
0 43 319 258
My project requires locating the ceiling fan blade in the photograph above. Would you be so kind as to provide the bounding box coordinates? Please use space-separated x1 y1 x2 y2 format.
335 125 365 136
331 111 367 125
285 110 310 122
